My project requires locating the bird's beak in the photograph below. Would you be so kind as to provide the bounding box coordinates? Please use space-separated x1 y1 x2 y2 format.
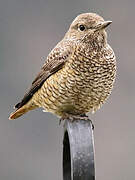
95 21 112 31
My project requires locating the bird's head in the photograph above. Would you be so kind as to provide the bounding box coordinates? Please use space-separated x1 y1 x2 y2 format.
65 13 112 47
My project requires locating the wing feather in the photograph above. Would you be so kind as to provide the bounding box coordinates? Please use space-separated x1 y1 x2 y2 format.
15 41 73 109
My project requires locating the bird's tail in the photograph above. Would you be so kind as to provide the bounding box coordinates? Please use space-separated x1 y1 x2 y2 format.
9 103 37 120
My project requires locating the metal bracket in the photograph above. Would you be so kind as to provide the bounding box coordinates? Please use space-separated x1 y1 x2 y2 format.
63 119 95 180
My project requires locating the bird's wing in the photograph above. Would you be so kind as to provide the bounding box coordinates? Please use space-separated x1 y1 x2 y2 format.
15 41 73 109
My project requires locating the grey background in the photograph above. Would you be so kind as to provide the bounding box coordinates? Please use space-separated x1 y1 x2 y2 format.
0 0 134 179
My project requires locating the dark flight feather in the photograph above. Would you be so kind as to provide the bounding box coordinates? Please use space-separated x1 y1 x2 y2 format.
15 41 73 109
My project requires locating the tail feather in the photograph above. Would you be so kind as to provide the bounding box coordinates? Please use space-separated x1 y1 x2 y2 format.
9 103 37 120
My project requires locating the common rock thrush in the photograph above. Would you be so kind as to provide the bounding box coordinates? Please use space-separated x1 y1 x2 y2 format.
9 13 116 121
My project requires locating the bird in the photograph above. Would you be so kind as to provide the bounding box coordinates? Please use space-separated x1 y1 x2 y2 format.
9 13 116 122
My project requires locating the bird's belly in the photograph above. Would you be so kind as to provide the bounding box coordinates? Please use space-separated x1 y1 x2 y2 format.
33 63 114 116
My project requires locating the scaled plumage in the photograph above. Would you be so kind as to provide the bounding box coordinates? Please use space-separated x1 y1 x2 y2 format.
9 13 116 120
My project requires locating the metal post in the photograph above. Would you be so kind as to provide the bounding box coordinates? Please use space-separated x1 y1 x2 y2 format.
63 119 95 180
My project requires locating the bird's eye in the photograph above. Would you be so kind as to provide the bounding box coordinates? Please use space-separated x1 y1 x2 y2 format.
78 25 86 31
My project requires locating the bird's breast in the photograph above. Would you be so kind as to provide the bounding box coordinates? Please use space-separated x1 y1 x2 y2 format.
34 44 116 116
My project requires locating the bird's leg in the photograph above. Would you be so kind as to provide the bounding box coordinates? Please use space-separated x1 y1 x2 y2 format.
59 113 94 129
59 113 70 125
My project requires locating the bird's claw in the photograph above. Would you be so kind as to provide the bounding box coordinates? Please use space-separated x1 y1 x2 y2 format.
59 114 94 130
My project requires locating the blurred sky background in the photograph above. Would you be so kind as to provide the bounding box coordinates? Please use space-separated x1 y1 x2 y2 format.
0 0 135 179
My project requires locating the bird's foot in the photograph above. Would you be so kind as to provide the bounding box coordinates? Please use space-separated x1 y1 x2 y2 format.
79 114 94 130
59 113 94 129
